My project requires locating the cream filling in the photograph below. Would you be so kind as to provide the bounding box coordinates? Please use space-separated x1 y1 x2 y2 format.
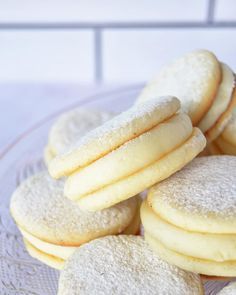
65 113 192 201
20 209 140 260
76 128 206 211
142 201 236 262
145 233 236 277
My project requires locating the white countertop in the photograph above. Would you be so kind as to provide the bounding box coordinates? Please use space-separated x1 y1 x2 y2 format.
0 83 120 154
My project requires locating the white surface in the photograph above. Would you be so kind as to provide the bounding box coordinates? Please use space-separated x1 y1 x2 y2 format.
0 0 208 23
215 0 236 21
103 29 236 83
0 84 108 153
0 31 94 82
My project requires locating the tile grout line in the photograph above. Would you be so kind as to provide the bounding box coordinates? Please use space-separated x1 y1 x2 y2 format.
207 0 216 24
0 22 236 30
94 29 102 83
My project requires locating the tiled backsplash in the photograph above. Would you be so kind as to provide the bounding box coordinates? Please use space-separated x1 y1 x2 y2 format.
0 0 236 83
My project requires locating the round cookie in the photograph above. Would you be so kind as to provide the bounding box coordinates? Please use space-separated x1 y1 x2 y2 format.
65 113 193 199
58 235 203 295
205 87 236 142
49 96 181 178
45 108 114 164
75 128 205 211
143 156 236 277
218 282 236 294
24 239 64 270
148 156 236 234
198 63 235 133
145 233 236 277
49 96 206 211
136 50 221 125
10 172 140 269
141 200 236 262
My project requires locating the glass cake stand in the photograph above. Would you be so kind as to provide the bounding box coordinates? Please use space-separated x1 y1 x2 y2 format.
0 85 233 294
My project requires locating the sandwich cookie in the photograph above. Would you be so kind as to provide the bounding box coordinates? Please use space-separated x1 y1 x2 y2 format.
58 235 203 295
142 156 236 277
44 108 114 165
137 50 235 142
10 172 140 269
49 96 206 211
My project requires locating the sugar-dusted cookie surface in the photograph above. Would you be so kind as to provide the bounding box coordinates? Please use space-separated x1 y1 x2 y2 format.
45 108 114 165
58 235 203 295
137 50 221 125
49 96 205 211
10 172 140 268
148 156 236 233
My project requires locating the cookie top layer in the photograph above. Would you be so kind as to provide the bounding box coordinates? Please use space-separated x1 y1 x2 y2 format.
137 50 221 125
49 96 180 178
198 63 235 133
48 108 114 155
149 156 236 233
10 172 138 245
58 235 202 295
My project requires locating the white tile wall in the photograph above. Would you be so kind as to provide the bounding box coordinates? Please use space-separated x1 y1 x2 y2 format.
0 0 235 84
103 29 236 83
214 0 236 22
0 0 208 23
0 30 94 82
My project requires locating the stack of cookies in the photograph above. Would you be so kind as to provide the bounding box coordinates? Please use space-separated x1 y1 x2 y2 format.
49 96 205 211
10 49 236 294
137 50 236 146
142 156 236 278
209 111 236 155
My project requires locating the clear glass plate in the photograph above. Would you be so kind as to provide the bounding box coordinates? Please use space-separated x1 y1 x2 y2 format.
0 86 233 294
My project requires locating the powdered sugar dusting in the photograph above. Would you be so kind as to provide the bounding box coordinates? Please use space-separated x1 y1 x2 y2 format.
153 156 236 218
138 50 219 120
66 96 177 153
58 236 202 295
10 172 137 244
49 108 114 154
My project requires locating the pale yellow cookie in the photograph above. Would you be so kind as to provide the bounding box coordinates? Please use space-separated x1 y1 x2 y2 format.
24 239 64 270
58 236 203 295
49 97 205 211
148 156 236 234
146 233 236 277
198 63 235 133
45 108 113 164
75 128 205 211
141 201 236 262
65 113 192 200
137 50 221 125
205 87 236 142
49 96 180 178
10 172 140 268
